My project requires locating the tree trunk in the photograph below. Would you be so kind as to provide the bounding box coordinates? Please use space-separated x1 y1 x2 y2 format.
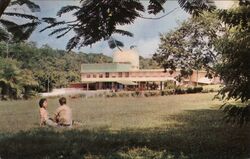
0 0 11 18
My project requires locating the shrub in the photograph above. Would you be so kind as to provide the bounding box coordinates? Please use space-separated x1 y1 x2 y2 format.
144 92 151 97
150 92 158 96
164 81 176 89
118 92 130 97
186 87 194 93
209 88 214 92
131 92 138 97
111 93 118 97
135 91 140 96
182 87 203 94
165 89 175 95
175 88 186 94
23 90 38 99
193 86 203 93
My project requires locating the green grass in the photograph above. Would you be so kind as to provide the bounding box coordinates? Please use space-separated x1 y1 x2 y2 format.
0 93 250 159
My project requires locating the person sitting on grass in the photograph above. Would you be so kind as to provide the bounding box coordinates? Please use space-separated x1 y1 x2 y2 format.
54 97 73 127
39 98 57 127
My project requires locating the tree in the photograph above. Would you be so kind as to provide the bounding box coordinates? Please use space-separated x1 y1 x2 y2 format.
19 69 38 99
140 56 160 69
0 0 40 42
0 41 113 98
153 12 223 82
0 0 246 49
0 58 37 99
41 0 215 51
0 0 11 18
215 5 250 125
154 3 250 125
108 37 124 51
0 58 22 99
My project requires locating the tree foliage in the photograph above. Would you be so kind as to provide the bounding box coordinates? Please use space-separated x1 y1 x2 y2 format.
215 5 250 125
140 56 160 69
0 0 40 42
42 0 215 51
154 3 250 125
108 37 124 51
0 58 38 99
153 12 223 81
0 42 112 99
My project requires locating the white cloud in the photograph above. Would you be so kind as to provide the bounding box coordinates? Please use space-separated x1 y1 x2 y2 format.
137 37 160 58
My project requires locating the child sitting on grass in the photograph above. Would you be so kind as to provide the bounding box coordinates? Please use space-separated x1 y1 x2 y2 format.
39 98 57 127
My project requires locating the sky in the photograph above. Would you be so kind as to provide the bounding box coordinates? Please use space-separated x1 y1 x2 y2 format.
8 0 191 57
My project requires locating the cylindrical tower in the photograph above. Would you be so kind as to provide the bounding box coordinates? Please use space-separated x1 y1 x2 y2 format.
113 49 139 70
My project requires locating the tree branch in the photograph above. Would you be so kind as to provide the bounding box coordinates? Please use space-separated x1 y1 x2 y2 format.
140 7 179 20
0 0 11 18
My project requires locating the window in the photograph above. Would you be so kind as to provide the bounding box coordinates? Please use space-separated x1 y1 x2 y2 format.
125 72 129 77
118 72 122 77
99 74 103 78
93 74 96 78
105 72 109 78
86 74 91 78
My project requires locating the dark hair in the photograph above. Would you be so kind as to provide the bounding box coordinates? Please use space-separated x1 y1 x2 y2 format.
39 98 47 108
59 97 66 105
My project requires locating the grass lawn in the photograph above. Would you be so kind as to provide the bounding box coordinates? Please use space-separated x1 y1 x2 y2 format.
0 93 249 159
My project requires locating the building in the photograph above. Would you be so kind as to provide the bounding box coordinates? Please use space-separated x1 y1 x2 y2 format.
75 49 220 91
213 0 238 9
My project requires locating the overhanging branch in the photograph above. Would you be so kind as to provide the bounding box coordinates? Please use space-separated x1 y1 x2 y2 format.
0 0 11 18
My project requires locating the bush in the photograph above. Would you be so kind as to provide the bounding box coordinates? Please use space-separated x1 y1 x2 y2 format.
175 88 186 94
143 91 162 97
164 81 176 89
23 90 38 100
131 92 138 97
106 92 118 98
193 87 203 93
175 86 203 94
186 87 195 94
161 89 175 96
118 92 130 97
135 91 140 96
144 92 151 97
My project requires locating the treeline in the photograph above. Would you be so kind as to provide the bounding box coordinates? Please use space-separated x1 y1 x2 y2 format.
0 42 112 99
139 56 160 69
0 42 158 100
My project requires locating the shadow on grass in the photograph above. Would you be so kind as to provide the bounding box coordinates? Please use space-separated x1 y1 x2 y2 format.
0 109 250 159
